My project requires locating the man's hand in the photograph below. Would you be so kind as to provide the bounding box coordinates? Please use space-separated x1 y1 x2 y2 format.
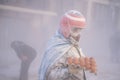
84 57 97 75
67 57 80 74
89 57 97 75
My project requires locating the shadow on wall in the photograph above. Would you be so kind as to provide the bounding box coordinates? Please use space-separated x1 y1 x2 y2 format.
11 41 37 80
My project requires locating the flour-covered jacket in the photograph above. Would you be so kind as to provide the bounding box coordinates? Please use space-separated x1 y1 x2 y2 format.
39 30 85 80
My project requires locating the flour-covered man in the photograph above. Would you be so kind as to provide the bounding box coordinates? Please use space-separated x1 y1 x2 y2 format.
39 10 97 80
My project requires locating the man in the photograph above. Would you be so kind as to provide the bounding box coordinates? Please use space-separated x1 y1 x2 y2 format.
39 10 97 80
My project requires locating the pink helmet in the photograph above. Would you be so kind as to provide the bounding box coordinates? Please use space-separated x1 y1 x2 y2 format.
60 10 86 38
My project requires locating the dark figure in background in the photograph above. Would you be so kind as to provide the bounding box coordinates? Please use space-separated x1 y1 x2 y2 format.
109 29 120 63
11 41 37 80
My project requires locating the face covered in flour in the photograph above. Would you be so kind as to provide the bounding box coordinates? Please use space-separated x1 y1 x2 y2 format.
60 10 86 42
69 27 82 42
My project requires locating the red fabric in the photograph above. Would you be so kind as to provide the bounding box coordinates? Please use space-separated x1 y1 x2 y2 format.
60 10 86 38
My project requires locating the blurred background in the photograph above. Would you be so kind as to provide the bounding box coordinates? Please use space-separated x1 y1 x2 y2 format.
0 0 120 80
